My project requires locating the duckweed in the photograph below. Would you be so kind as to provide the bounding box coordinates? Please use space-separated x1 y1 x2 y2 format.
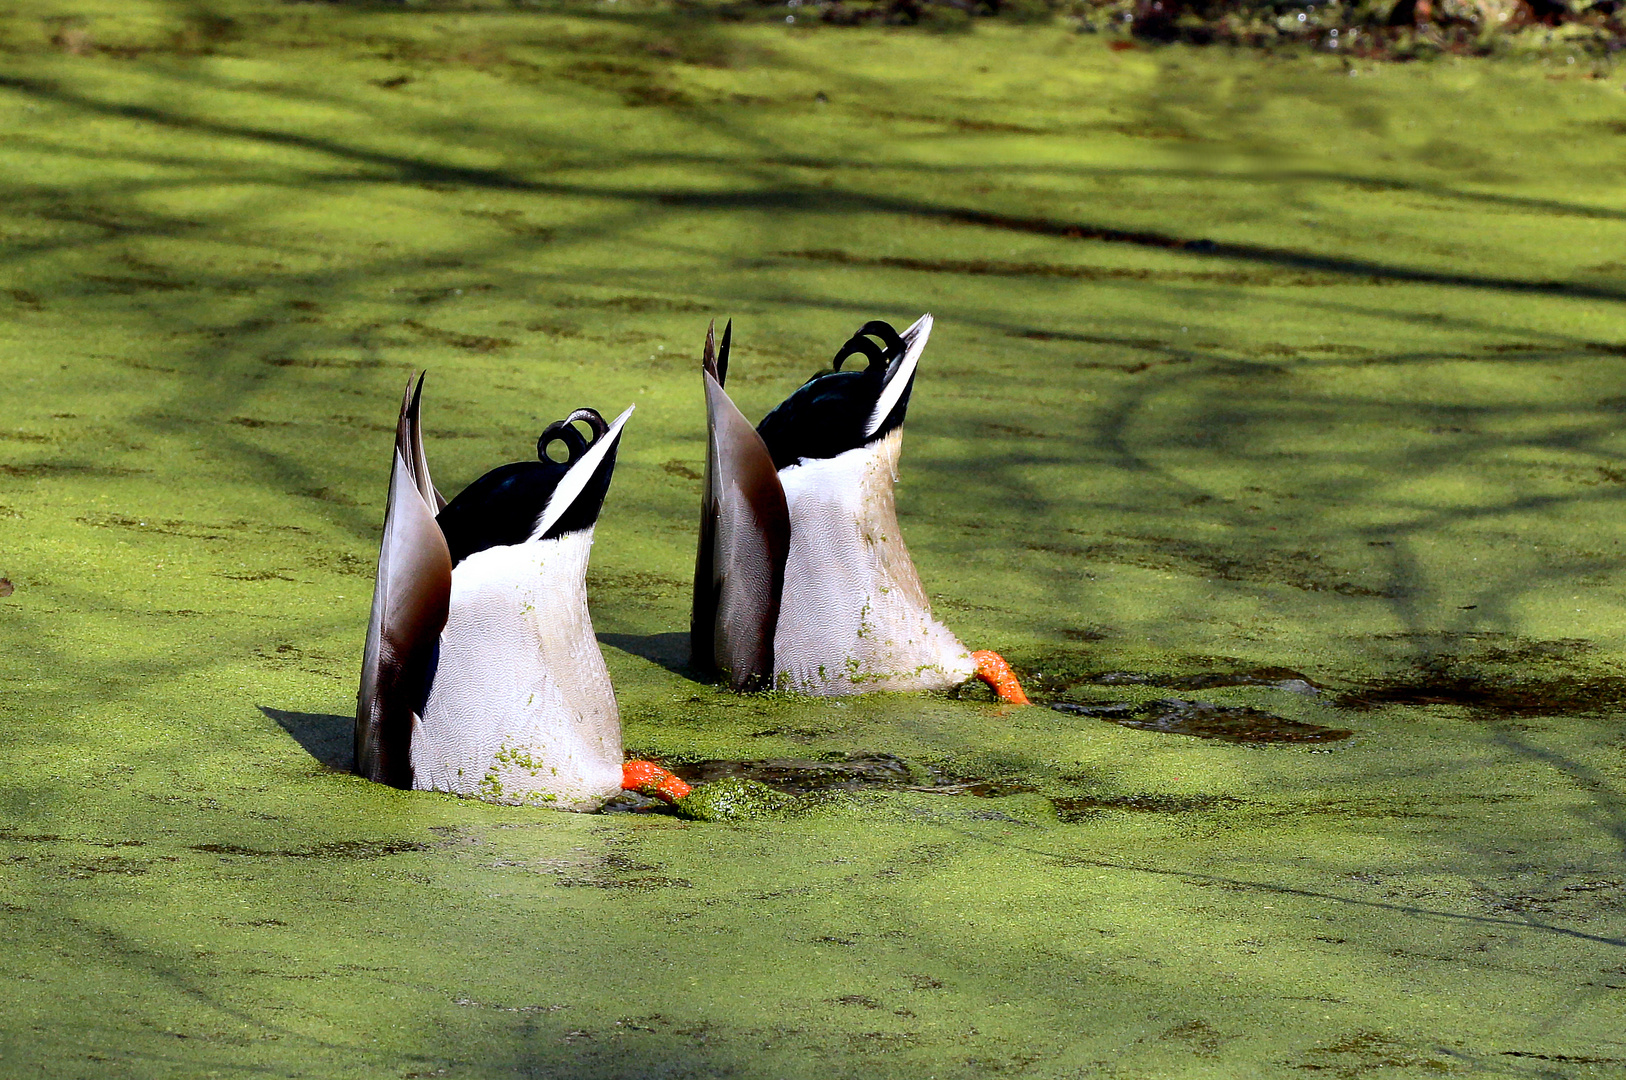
1 1 1624 1075
674 777 799 821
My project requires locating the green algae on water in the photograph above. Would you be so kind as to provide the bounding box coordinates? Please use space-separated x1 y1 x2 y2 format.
1 1 1625 1076
674 777 799 821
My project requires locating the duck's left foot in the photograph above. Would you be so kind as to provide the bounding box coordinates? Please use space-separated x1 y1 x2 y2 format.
622 760 693 803
971 650 1030 705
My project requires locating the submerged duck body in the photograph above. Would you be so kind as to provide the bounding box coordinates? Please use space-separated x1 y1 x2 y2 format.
693 317 1027 702
356 378 651 810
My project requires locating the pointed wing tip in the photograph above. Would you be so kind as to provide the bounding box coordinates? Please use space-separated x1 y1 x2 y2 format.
703 319 733 385
409 371 426 416
399 371 429 431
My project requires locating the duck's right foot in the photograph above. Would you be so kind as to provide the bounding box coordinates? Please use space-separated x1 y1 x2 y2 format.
972 650 1030 705
622 760 693 803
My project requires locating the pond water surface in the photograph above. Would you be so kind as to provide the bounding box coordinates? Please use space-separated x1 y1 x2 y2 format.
1 2 1624 1076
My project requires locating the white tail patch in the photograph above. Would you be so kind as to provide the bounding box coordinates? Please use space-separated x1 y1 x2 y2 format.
530 404 635 541
773 429 975 694
864 312 931 439
414 530 623 809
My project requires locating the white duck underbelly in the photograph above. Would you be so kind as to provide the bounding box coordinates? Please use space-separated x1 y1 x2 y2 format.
773 430 975 695
412 530 622 810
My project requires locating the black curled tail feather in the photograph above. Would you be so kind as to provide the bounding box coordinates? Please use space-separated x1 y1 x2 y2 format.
755 315 929 471
436 404 622 564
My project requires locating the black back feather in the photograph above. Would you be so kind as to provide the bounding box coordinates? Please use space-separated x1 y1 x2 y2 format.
755 320 914 471
435 408 619 565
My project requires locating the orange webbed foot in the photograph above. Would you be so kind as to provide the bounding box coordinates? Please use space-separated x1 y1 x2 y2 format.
622 760 692 803
971 650 1030 705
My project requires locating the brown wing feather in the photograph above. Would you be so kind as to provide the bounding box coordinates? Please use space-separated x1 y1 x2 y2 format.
692 323 722 674
355 375 452 786
691 330 789 691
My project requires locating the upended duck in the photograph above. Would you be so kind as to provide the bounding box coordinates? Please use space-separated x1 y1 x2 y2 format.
692 316 1029 704
356 376 688 809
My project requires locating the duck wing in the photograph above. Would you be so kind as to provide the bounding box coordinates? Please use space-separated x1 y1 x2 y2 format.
692 321 789 691
355 374 453 786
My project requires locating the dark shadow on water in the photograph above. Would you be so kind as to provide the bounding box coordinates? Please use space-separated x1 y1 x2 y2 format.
260 706 353 771
1051 699 1353 744
666 753 1038 797
2 73 1620 307
598 631 696 679
1335 672 1626 719
1033 666 1324 696
670 753 915 795
1053 793 1243 821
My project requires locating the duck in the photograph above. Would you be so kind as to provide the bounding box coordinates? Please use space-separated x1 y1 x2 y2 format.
691 317 1029 704
355 375 689 809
